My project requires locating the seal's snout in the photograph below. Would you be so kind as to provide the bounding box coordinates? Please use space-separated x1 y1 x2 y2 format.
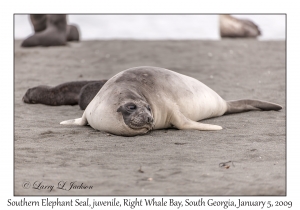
22 93 30 103
142 114 153 125
147 116 153 123
146 115 155 131
22 89 34 104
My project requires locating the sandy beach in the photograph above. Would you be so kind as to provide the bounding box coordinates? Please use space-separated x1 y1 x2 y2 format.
14 39 285 196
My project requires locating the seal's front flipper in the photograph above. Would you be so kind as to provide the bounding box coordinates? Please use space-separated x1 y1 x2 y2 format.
170 111 222 131
60 116 87 126
225 99 282 114
180 121 223 131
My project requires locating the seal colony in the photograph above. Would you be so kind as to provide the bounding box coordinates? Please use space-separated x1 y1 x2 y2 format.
23 66 282 136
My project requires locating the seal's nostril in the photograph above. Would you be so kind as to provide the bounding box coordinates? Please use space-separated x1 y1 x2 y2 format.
147 117 153 123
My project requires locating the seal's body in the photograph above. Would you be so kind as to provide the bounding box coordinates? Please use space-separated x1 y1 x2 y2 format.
60 66 282 136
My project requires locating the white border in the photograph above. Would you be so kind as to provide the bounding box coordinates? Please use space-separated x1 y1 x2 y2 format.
2 0 298 209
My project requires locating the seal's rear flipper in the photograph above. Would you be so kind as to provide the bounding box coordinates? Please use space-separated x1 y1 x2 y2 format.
225 99 282 115
60 117 87 126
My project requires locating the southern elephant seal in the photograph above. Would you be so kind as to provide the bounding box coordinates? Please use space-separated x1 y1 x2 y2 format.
59 66 282 136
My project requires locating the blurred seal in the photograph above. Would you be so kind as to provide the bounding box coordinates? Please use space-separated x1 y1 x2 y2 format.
21 14 79 47
220 15 261 38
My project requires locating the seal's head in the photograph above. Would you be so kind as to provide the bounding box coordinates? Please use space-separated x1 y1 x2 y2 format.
22 85 48 104
117 100 154 133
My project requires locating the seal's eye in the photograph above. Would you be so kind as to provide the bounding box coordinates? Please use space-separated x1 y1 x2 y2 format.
127 105 136 110
147 105 151 111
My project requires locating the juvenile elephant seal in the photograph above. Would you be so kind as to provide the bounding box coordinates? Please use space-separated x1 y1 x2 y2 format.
60 66 282 136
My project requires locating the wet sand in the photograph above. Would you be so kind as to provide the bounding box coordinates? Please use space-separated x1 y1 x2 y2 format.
14 39 285 195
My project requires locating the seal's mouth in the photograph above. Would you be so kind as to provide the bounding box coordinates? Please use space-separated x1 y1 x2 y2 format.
129 118 155 132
